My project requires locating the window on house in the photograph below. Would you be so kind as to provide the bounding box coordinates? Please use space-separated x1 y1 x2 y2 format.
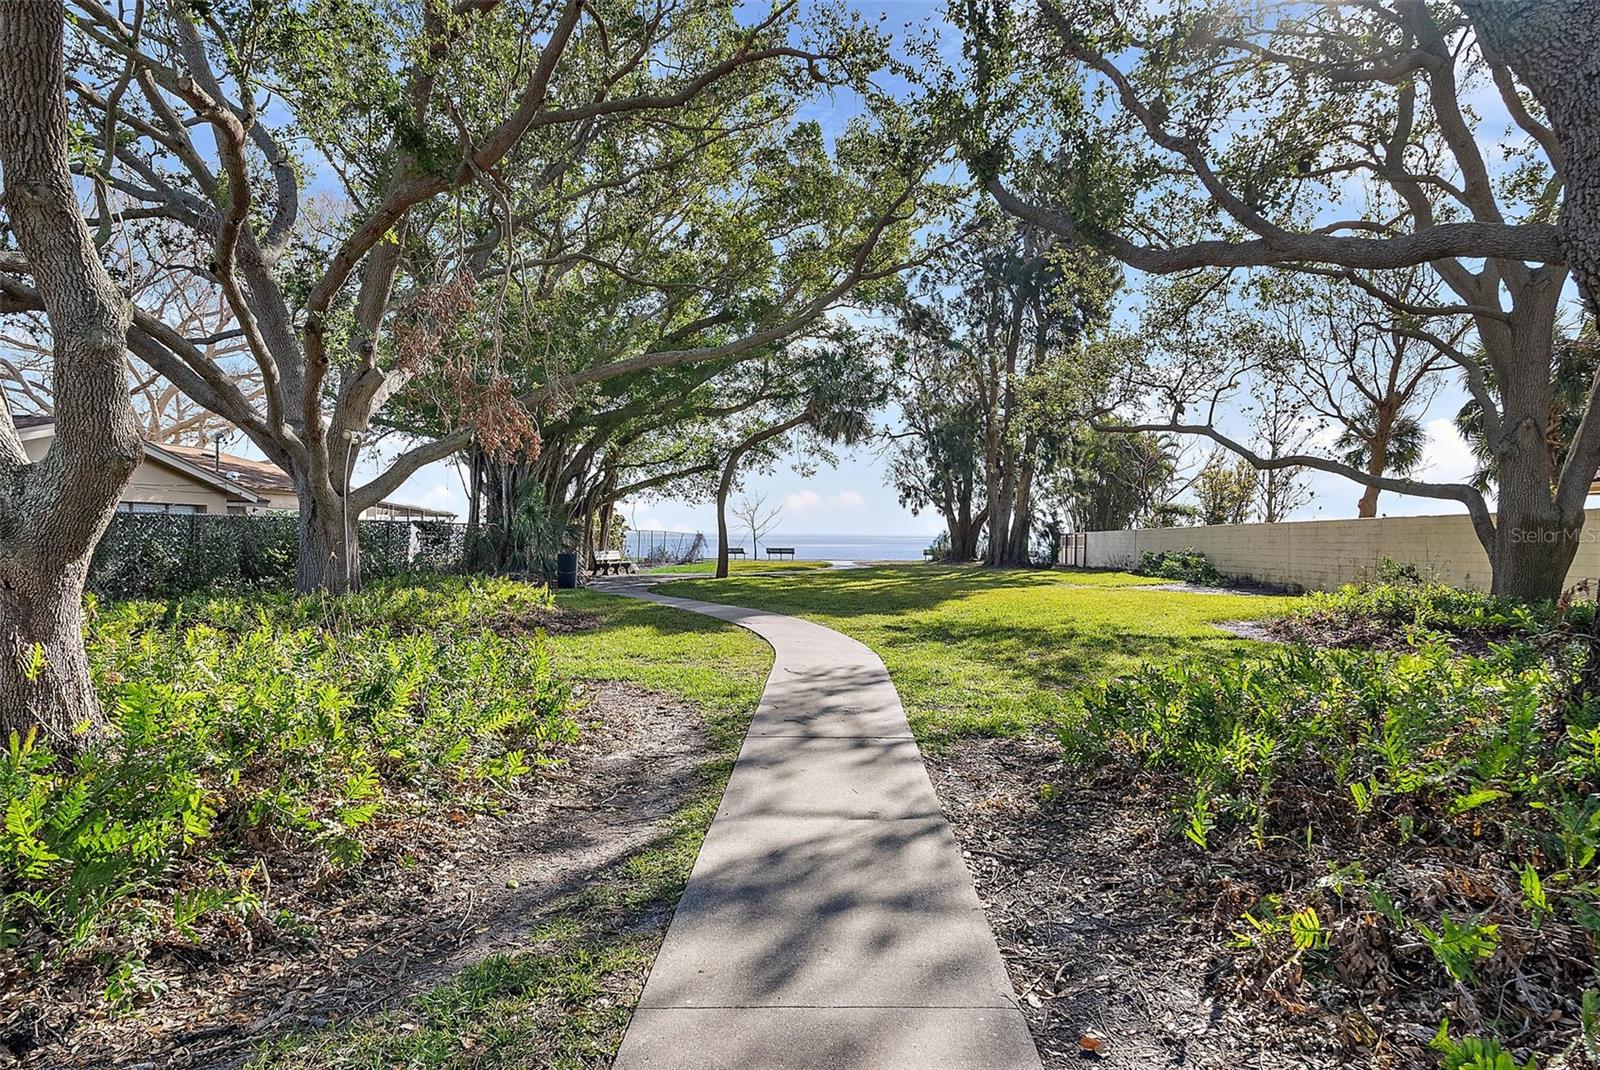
120 502 202 514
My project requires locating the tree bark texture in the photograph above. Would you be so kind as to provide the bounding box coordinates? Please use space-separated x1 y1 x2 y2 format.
0 0 143 745
295 493 358 595
1461 2 1600 315
1357 408 1396 519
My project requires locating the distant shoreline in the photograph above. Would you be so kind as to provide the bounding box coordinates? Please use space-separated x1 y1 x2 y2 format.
715 533 933 562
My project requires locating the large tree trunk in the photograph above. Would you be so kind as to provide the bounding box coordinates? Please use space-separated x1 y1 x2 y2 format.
988 445 1033 567
715 478 734 579
0 1 143 745
296 492 359 594
1461 2 1600 316
1480 273 1581 602
1004 462 1035 563
966 515 986 559
0 555 100 745
985 455 1010 566
1486 510 1580 601
1484 415 1582 600
597 498 615 554
937 478 983 561
1460 0 1600 603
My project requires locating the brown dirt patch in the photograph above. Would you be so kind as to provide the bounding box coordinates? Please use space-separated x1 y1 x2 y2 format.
485 605 602 637
10 682 703 1070
1214 618 1282 643
927 736 1360 1070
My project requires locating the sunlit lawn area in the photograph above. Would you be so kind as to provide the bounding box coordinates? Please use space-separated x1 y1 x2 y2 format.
641 558 832 576
659 565 1294 745
549 588 771 748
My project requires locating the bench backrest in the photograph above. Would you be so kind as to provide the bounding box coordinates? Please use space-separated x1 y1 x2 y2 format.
594 549 624 562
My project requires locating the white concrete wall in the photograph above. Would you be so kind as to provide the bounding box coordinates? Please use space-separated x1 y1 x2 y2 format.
1071 510 1600 592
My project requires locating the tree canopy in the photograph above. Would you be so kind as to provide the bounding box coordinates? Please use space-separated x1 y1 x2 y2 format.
958 0 1595 598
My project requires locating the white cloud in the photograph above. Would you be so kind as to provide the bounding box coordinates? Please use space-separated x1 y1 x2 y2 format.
1416 418 1478 484
783 488 865 513
783 490 823 512
828 490 865 510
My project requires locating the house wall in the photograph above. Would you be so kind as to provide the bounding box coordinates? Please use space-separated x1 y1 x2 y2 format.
1071 510 1600 592
21 436 234 513
122 458 237 512
259 492 301 511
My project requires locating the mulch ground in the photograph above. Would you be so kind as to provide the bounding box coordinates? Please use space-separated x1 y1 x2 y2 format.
927 736 1363 1069
10 682 705 1070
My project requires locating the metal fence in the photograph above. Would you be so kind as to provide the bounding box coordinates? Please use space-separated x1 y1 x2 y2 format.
621 528 707 566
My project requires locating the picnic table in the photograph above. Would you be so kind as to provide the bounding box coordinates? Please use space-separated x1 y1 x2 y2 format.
766 547 796 560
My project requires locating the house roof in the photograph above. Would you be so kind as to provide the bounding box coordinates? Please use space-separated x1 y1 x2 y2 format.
144 443 269 504
15 418 454 518
161 443 456 518
14 414 267 502
163 443 296 498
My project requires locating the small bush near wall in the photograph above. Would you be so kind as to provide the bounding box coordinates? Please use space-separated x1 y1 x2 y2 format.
1133 547 1222 586
88 514 474 599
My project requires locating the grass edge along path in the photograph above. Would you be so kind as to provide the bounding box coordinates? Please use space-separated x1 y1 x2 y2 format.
656 564 1293 747
249 588 771 1070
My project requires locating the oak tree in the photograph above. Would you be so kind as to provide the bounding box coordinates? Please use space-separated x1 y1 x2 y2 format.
966 0 1592 598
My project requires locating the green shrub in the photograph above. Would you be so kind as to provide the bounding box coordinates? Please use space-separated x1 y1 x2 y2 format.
1374 555 1426 585
0 577 576 978
1283 580 1589 646
1133 547 1222 585
1063 635 1599 1064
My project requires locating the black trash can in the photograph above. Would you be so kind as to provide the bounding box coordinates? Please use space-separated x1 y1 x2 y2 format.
556 551 579 589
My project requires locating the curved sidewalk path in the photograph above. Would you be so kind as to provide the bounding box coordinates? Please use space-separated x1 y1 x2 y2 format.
606 581 1042 1070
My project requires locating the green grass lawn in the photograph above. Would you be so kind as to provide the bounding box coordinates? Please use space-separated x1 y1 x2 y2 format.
252 587 770 1070
641 558 831 575
548 588 771 750
658 565 1293 746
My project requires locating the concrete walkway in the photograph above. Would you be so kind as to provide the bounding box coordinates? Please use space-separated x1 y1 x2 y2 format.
606 583 1041 1070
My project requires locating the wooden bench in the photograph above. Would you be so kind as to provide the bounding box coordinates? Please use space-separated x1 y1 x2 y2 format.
766 547 796 560
591 549 636 575
724 546 746 559
923 548 936 560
